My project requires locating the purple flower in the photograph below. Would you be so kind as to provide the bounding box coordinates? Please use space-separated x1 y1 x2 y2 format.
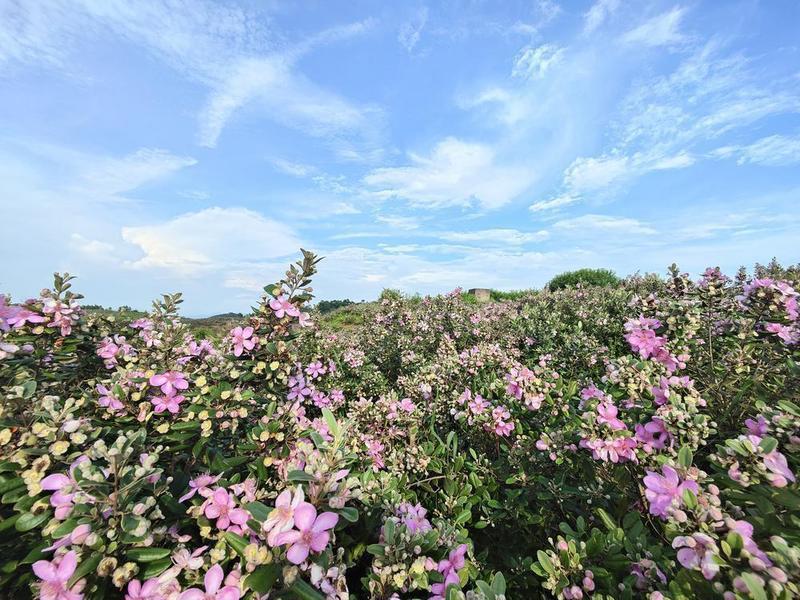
634 418 672 453
673 533 719 580
396 503 431 535
744 416 769 437
643 465 698 519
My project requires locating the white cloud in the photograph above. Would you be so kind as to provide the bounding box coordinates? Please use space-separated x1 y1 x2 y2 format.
563 155 630 193
376 215 420 230
398 7 428 52
583 0 620 34
121 207 301 275
621 6 688 47
271 158 316 177
652 152 695 170
713 134 800 167
198 54 380 148
363 137 535 209
554 214 657 235
441 228 549 245
529 194 580 212
512 44 565 80
0 2 381 152
69 233 115 257
78 148 197 196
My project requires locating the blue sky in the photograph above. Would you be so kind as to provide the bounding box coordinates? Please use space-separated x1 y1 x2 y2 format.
1 0 799 315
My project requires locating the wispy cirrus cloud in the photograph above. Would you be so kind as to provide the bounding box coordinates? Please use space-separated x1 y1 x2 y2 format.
713 134 800 167
620 6 688 48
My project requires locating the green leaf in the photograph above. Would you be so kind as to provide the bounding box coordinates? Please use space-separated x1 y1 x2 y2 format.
289 578 326 600
678 446 693 468
140 558 172 579
366 544 385 556
384 519 396 544
491 572 506 595
322 408 340 439
127 548 171 562
741 572 767 600
223 531 249 558
337 506 359 523
245 564 280 593
759 437 779 454
455 509 471 525
15 511 51 532
68 552 102 587
536 551 555 574
475 580 495 600
596 508 616 531
246 501 271 523
287 470 316 483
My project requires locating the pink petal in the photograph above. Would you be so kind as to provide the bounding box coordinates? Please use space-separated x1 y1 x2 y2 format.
40 474 70 490
56 551 77 580
286 542 310 565
204 564 224 594
32 560 57 582
274 530 302 546
179 589 206 600
309 531 330 552
311 512 339 533
293 502 317 531
218 587 242 600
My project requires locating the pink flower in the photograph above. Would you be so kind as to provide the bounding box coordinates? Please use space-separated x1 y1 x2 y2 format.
32 550 84 600
230 326 256 357
580 436 638 463
489 405 515 437
596 402 626 431
203 489 250 532
298 312 313 327
396 503 431 535
126 578 166 600
274 502 339 564
727 520 771 566
151 394 185 415
468 394 489 415
172 546 207 571
763 450 796 487
0 295 21 331
41 457 91 520
745 416 769 436
673 533 719 580
96 384 124 412
269 296 300 319
8 307 47 329
643 465 699 519
179 564 241 600
305 361 326 378
149 371 189 396
263 487 305 546
179 474 222 503
44 524 91 552
634 418 672 453
431 544 468 599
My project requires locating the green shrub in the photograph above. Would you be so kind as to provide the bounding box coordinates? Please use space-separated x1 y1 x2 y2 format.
547 268 620 291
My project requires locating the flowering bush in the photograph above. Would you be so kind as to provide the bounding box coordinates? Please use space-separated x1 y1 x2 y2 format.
1 253 799 599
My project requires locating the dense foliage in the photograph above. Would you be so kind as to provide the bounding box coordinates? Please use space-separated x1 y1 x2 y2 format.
548 269 621 291
1 253 800 600
316 301 356 315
